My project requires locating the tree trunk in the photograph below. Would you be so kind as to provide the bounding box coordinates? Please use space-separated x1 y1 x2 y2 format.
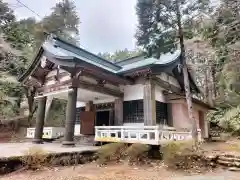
207 67 214 107
176 0 198 146
203 69 209 103
24 87 37 127
211 66 217 99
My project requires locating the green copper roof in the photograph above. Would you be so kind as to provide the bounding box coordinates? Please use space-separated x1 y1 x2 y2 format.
42 37 181 74
118 50 181 73
43 41 119 73
19 35 194 90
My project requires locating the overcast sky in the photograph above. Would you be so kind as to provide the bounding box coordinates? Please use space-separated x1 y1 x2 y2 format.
5 0 138 53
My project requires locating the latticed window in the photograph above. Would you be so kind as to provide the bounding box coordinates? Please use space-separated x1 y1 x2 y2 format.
123 100 144 123
156 101 168 125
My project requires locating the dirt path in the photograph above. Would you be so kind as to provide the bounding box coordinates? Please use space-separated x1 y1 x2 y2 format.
1 163 240 180
0 163 183 180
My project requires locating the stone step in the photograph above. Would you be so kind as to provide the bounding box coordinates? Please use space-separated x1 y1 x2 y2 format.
228 167 240 171
221 154 240 159
218 156 240 163
217 159 240 167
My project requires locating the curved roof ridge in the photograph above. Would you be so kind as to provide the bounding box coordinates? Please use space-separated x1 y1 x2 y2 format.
52 36 122 71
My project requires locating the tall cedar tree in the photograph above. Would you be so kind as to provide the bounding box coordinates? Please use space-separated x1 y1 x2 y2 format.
29 0 80 124
34 0 80 47
1 0 80 124
201 0 240 105
0 0 15 27
136 0 210 145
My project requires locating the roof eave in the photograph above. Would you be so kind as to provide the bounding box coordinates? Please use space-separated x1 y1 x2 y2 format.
53 36 122 71
18 47 44 83
192 98 216 110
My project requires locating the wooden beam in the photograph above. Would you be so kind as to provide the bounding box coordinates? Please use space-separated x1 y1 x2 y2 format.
76 62 133 85
123 68 151 78
74 79 123 98
38 79 72 93
25 76 42 88
152 76 183 94
45 71 69 81
39 75 123 98
45 69 126 87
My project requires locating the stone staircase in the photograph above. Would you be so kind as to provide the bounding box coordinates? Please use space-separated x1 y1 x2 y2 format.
217 154 240 171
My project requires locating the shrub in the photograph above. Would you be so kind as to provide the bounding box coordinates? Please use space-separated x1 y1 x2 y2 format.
125 143 150 165
97 143 127 165
161 141 187 166
21 147 48 169
207 108 226 125
160 140 207 170
219 106 240 134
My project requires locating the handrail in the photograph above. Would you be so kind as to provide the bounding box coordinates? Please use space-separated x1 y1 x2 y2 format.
95 125 201 145
95 126 161 129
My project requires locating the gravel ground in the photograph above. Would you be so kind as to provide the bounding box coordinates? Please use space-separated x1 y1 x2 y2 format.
1 163 240 180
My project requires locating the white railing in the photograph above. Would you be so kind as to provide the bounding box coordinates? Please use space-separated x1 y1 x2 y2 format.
95 126 201 145
26 127 64 139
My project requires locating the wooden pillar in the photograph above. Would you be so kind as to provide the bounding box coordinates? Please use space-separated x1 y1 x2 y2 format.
167 103 173 126
62 87 78 146
85 101 95 112
203 113 210 138
143 80 156 126
44 96 53 122
33 96 47 144
109 109 114 126
114 98 123 125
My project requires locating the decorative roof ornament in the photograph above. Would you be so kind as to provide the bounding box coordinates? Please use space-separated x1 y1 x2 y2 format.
46 33 57 47
40 56 47 68
177 64 183 73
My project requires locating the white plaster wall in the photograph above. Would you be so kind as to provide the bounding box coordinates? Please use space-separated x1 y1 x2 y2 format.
123 84 144 101
76 101 86 108
74 124 81 136
156 73 180 88
157 73 168 82
169 75 180 88
155 86 166 102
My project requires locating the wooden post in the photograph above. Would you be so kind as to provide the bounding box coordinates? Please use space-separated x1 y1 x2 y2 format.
143 80 156 126
62 87 78 146
33 96 47 144
109 109 114 125
85 101 94 111
167 103 173 126
44 96 53 122
114 98 123 126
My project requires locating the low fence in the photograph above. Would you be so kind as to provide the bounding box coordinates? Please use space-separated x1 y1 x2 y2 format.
95 126 202 145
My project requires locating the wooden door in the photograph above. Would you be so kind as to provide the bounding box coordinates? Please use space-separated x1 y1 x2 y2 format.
80 111 95 135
